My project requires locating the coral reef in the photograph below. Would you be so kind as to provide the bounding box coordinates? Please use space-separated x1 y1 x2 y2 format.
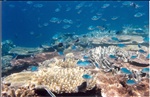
10 52 58 66
40 58 78 68
96 71 149 97
87 46 149 70
1 33 149 96
85 46 149 89
2 40 16 56
2 72 36 97
2 52 58 77
2 55 13 70
2 57 97 95
92 35 145 47
37 56 97 93
3 72 35 87
2 72 56 97
2 83 36 97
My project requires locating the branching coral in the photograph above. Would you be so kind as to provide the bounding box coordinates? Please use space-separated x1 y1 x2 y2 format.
87 46 130 70
85 46 149 87
87 46 148 70
31 67 97 93
39 57 78 68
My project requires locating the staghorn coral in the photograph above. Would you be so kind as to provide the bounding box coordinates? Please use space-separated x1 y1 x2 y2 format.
86 45 149 85
87 46 129 69
89 46 128 59
87 46 149 70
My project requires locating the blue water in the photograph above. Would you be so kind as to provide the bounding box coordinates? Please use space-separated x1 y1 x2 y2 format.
2 1 149 47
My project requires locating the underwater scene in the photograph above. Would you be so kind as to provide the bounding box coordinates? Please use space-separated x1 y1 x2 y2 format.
1 1 149 97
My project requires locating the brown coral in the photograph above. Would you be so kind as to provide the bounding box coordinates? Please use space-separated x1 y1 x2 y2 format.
2 83 36 97
96 71 149 97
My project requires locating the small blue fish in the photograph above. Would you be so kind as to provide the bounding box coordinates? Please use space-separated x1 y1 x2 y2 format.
57 43 63 48
138 44 141 48
143 37 149 43
141 68 149 73
12 53 18 59
58 39 64 43
121 67 132 75
82 74 92 79
102 3 110 8
138 49 145 53
117 44 126 48
134 12 144 18
130 55 137 59
88 25 95 30
126 79 136 85
95 63 100 68
77 60 90 67
58 51 64 56
72 45 76 50
109 55 117 59
146 54 150 59
75 38 79 43
134 29 144 33
111 37 120 41
83 55 89 60
30 66 38 72
52 34 59 40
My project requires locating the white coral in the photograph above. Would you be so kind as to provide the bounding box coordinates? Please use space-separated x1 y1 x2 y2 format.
32 67 97 93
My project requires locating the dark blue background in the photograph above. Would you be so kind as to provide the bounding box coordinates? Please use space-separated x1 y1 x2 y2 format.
2 1 149 47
